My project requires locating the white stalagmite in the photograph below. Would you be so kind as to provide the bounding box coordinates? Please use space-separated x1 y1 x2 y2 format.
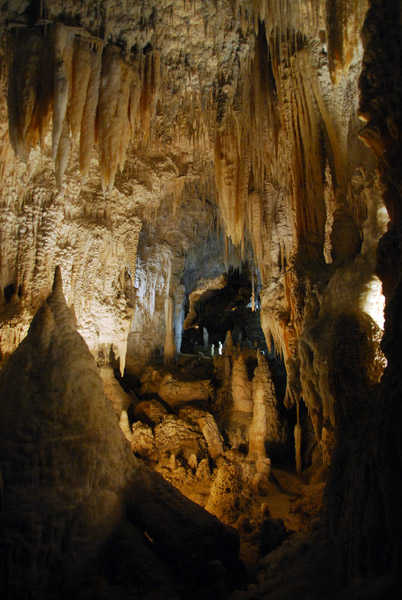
203 327 209 349
231 354 252 413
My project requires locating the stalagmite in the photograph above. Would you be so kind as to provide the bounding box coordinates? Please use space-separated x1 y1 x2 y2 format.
203 326 209 349
0 1 395 596
0 267 137 597
248 356 271 490
231 354 252 413
119 409 134 443
224 329 234 354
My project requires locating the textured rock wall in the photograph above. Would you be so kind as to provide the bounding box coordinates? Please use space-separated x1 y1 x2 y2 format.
323 0 402 590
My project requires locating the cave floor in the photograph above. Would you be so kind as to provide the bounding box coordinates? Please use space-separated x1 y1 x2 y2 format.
118 355 325 576
237 467 325 571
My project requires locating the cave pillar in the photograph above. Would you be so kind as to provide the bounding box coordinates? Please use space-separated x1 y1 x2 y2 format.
248 362 271 492
231 355 252 412
173 284 185 354
164 296 176 365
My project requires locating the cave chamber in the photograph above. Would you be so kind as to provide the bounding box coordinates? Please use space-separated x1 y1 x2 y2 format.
1 1 401 599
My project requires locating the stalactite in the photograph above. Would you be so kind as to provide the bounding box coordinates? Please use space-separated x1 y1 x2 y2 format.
139 50 161 144
6 24 146 190
116 340 128 378
97 46 135 192
326 0 368 84
55 119 70 190
294 421 302 474
7 30 52 163
79 44 102 181
52 23 70 163
70 37 92 142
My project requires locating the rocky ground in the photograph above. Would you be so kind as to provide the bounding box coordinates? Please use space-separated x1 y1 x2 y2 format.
114 352 326 578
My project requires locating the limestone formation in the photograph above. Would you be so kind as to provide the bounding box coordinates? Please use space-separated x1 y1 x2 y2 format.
154 414 208 462
180 406 224 460
205 456 245 525
248 352 286 490
0 268 241 599
131 421 158 461
231 355 253 413
134 398 168 427
0 267 136 597
163 295 176 365
140 366 213 408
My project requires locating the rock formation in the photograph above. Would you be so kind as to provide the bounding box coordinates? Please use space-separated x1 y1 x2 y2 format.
0 268 240 599
0 267 135 597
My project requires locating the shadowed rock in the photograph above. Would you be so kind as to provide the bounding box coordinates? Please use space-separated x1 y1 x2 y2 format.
0 267 240 599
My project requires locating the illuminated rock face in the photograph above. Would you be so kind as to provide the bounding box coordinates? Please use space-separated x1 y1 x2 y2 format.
0 2 386 460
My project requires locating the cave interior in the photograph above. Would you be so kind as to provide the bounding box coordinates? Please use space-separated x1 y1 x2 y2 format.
1 1 402 599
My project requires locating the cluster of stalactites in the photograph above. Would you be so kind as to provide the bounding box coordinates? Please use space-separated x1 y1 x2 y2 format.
253 0 366 80
214 22 279 254
214 0 367 270
6 22 160 191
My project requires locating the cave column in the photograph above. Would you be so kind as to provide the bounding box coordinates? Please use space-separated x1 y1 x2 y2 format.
248 360 271 493
164 296 176 365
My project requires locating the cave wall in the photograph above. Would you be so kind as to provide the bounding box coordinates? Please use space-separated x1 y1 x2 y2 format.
324 0 402 587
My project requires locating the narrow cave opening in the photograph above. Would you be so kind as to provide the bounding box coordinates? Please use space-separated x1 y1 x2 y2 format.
3 283 15 303
181 267 267 355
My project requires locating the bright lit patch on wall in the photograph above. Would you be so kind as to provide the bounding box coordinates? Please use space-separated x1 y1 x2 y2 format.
362 275 385 330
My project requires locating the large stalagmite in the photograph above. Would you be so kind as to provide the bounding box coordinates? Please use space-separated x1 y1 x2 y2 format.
0 266 136 597
0 268 240 598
